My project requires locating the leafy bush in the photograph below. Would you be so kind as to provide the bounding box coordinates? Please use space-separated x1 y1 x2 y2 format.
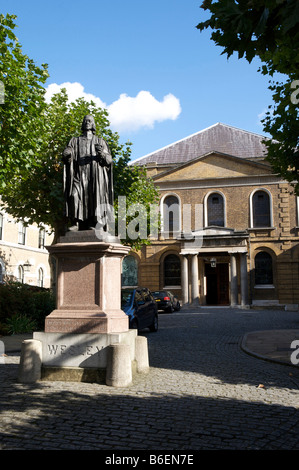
4 314 38 335
0 282 55 335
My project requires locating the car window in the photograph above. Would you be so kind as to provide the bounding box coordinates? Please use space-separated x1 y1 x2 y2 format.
153 291 165 297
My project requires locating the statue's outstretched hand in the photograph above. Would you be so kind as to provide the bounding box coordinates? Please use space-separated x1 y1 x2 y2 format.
95 143 104 154
62 147 72 162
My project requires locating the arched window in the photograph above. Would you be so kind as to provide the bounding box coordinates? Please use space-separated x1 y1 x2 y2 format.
122 255 138 287
164 254 181 286
38 268 44 287
255 252 273 285
207 192 225 227
0 259 5 283
162 194 180 235
18 265 24 284
252 190 271 227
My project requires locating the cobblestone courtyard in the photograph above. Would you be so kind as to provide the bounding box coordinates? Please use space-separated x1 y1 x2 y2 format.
1 308 299 451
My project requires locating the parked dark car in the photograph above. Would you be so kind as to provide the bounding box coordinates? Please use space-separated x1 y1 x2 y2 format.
152 290 181 313
121 287 158 332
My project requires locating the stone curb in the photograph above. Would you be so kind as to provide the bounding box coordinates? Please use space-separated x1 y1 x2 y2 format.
241 330 299 368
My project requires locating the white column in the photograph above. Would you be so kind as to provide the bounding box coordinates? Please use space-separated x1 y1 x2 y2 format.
181 255 189 305
240 253 249 306
230 253 238 306
191 254 199 304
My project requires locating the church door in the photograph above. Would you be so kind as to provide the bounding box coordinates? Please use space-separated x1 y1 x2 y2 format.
205 263 229 305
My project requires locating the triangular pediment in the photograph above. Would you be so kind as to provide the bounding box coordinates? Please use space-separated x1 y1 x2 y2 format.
152 152 273 183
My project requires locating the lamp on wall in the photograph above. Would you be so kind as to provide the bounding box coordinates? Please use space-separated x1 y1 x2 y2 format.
23 260 31 272
210 258 217 268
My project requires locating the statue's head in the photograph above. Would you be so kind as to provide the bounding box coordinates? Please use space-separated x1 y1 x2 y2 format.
81 115 96 134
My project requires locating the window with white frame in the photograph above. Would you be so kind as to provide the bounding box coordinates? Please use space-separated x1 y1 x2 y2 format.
39 228 46 249
18 222 26 245
162 194 181 236
38 267 44 287
207 192 225 227
0 259 5 283
251 190 271 228
18 265 24 283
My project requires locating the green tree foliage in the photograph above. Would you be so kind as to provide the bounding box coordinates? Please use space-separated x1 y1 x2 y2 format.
2 89 159 248
262 78 299 194
197 0 299 193
0 13 49 186
0 14 159 249
197 0 299 74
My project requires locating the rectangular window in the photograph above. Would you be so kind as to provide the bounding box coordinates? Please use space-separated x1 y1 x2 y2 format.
39 229 45 249
18 222 26 245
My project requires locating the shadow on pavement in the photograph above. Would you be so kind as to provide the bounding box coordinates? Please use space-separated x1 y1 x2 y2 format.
0 372 298 450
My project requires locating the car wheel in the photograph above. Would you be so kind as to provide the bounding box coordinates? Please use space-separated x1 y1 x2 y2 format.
175 302 181 311
149 314 158 332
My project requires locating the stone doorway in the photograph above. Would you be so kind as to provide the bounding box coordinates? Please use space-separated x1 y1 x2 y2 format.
205 262 229 305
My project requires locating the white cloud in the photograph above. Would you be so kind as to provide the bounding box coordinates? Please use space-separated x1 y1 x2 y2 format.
107 91 182 132
45 82 181 133
45 82 107 109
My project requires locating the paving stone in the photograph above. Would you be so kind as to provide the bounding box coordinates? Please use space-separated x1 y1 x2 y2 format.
1 308 299 450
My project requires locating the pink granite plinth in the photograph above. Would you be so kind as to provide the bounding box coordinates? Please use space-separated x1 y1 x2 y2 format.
45 231 130 334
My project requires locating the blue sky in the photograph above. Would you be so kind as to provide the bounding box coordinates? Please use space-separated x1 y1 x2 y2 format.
4 0 274 161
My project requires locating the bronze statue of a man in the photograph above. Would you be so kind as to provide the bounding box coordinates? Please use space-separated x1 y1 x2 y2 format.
62 115 114 232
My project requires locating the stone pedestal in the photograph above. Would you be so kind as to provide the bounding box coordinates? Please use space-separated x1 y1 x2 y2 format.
32 329 139 385
19 230 149 386
45 230 131 334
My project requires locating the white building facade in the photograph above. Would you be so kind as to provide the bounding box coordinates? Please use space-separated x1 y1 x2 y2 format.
0 209 53 288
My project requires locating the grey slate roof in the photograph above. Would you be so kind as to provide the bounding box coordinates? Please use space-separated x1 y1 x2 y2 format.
134 123 268 166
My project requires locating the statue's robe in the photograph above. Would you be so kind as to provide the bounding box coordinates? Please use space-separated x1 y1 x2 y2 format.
63 134 113 228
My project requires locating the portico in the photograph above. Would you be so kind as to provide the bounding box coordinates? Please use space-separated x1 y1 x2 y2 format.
180 228 249 307
132 123 299 310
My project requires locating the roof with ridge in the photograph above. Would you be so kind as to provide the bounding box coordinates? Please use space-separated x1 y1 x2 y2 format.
133 123 268 166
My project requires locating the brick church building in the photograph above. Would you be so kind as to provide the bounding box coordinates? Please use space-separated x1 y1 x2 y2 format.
121 123 299 309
